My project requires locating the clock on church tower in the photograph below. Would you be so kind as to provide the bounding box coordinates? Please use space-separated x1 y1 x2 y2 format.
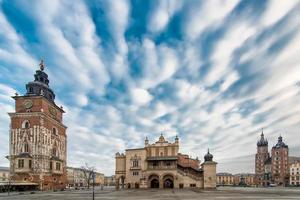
7 60 68 191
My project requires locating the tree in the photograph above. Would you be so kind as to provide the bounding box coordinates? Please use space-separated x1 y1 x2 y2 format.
81 163 95 189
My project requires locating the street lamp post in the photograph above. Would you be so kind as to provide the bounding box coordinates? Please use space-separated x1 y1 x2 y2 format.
5 156 12 196
92 172 95 200
8 174 11 196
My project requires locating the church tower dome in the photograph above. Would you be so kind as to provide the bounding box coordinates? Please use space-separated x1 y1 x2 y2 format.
25 59 55 102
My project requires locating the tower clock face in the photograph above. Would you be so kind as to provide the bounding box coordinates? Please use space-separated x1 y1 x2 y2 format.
48 106 57 117
23 100 33 109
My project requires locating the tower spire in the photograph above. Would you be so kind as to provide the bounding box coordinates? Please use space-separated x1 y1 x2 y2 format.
25 59 55 102
39 59 45 71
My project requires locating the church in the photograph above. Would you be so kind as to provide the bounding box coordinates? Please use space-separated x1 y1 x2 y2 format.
115 134 217 189
255 131 289 186
7 60 67 190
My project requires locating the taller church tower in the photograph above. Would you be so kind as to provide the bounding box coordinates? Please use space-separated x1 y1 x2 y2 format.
8 60 67 190
255 130 269 186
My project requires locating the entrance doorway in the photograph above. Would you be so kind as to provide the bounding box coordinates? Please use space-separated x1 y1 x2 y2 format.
164 179 174 188
151 179 159 188
135 182 139 188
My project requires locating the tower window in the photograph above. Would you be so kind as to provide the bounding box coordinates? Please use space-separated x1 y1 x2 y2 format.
133 160 139 167
132 171 139 176
24 143 29 152
18 159 24 168
52 148 57 156
22 120 30 129
52 127 58 135
29 87 33 93
29 160 32 169
56 162 61 171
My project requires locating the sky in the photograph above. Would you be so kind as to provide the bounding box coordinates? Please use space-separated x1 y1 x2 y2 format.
0 0 300 176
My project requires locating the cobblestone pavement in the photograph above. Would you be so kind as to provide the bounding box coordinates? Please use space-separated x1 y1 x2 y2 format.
0 187 300 200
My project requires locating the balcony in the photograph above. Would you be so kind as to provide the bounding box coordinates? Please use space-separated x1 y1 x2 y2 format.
148 165 176 170
130 166 141 170
15 167 32 173
51 169 63 175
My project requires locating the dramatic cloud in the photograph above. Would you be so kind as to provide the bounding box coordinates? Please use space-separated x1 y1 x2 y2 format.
0 0 300 175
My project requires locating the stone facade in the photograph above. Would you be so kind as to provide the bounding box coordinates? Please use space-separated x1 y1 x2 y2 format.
104 175 116 186
234 173 255 186
217 173 255 186
67 167 104 188
0 167 9 182
67 167 86 188
7 61 67 190
115 134 217 189
94 172 105 186
216 173 234 186
289 159 300 186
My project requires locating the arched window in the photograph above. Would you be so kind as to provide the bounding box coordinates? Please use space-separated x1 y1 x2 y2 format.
133 160 139 167
52 148 57 156
22 120 30 129
52 127 58 135
29 87 33 93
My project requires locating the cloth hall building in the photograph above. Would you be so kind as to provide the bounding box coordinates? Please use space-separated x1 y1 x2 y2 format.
115 134 217 189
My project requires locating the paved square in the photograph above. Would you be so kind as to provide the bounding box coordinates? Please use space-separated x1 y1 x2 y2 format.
0 187 300 200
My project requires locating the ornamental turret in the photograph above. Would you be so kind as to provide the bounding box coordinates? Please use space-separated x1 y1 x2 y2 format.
175 135 179 144
145 137 149 146
158 133 165 142
204 148 213 162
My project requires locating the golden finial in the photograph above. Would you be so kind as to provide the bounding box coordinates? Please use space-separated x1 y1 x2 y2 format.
39 59 45 71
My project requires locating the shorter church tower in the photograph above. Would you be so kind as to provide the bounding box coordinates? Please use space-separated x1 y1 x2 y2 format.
271 135 289 186
8 60 67 190
255 130 269 186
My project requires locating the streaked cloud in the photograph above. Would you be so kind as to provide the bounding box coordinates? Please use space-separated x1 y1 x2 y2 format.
0 0 300 175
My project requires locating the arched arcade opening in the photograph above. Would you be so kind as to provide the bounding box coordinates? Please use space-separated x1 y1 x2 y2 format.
148 174 159 188
163 174 174 189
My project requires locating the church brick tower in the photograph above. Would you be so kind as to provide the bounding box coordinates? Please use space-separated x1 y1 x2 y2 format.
255 130 269 186
271 136 289 186
8 60 67 190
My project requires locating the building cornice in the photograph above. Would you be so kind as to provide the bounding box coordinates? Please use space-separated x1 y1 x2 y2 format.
12 95 65 113
125 148 145 151
8 112 67 129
